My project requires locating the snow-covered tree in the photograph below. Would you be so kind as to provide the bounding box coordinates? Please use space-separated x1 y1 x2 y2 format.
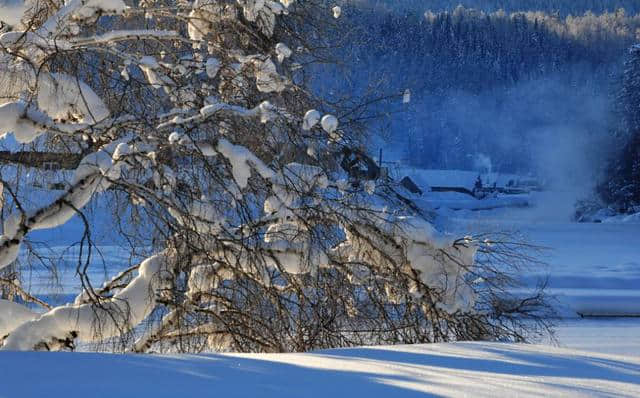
0 0 550 352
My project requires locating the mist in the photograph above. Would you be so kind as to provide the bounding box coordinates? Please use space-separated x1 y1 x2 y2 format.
377 72 617 217
410 75 612 182
310 2 636 216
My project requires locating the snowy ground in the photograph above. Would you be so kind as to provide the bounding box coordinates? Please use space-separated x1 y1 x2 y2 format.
1 342 639 398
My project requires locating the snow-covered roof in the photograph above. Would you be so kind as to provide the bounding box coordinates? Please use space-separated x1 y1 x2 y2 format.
395 168 526 191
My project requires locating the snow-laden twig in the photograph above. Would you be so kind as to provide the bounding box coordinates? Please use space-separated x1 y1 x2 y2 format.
69 30 181 47
1 252 169 350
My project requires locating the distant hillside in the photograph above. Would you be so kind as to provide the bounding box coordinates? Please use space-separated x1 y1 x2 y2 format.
314 3 638 186
354 0 640 16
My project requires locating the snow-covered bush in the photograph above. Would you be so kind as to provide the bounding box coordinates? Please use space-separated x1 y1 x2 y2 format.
0 0 550 352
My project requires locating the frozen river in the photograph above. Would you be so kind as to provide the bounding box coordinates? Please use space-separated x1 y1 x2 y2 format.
440 191 640 356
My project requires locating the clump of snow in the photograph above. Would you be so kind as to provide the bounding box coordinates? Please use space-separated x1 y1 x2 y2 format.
259 162 333 275
187 0 236 41
277 162 328 193
255 58 287 93
267 0 285 15
256 101 273 123
264 162 328 219
168 131 182 144
38 73 109 123
306 145 317 158
74 147 120 184
187 263 233 298
335 212 476 314
302 109 320 130
72 0 127 20
187 8 207 41
112 142 130 160
263 240 329 274
0 299 37 337
139 56 169 89
120 66 130 81
0 236 20 270
320 114 338 133
237 0 284 36
238 0 265 22
0 99 89 144
14 71 110 128
216 138 275 189
275 43 292 63
336 178 349 192
0 101 46 143
152 165 176 193
197 142 217 157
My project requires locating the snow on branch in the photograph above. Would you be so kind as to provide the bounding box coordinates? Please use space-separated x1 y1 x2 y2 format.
0 299 37 339
1 252 169 350
0 100 88 144
37 0 126 37
69 30 181 47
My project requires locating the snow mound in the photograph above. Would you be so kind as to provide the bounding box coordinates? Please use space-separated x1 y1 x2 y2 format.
0 343 638 397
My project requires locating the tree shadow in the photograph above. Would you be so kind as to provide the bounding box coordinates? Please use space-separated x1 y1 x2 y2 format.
317 342 640 385
0 350 441 398
1 343 639 398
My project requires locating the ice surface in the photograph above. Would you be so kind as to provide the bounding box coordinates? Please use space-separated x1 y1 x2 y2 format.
439 191 640 317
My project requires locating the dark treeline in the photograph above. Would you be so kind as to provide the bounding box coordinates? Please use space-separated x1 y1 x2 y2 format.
355 0 640 17
598 45 640 211
322 5 640 179
359 8 636 93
